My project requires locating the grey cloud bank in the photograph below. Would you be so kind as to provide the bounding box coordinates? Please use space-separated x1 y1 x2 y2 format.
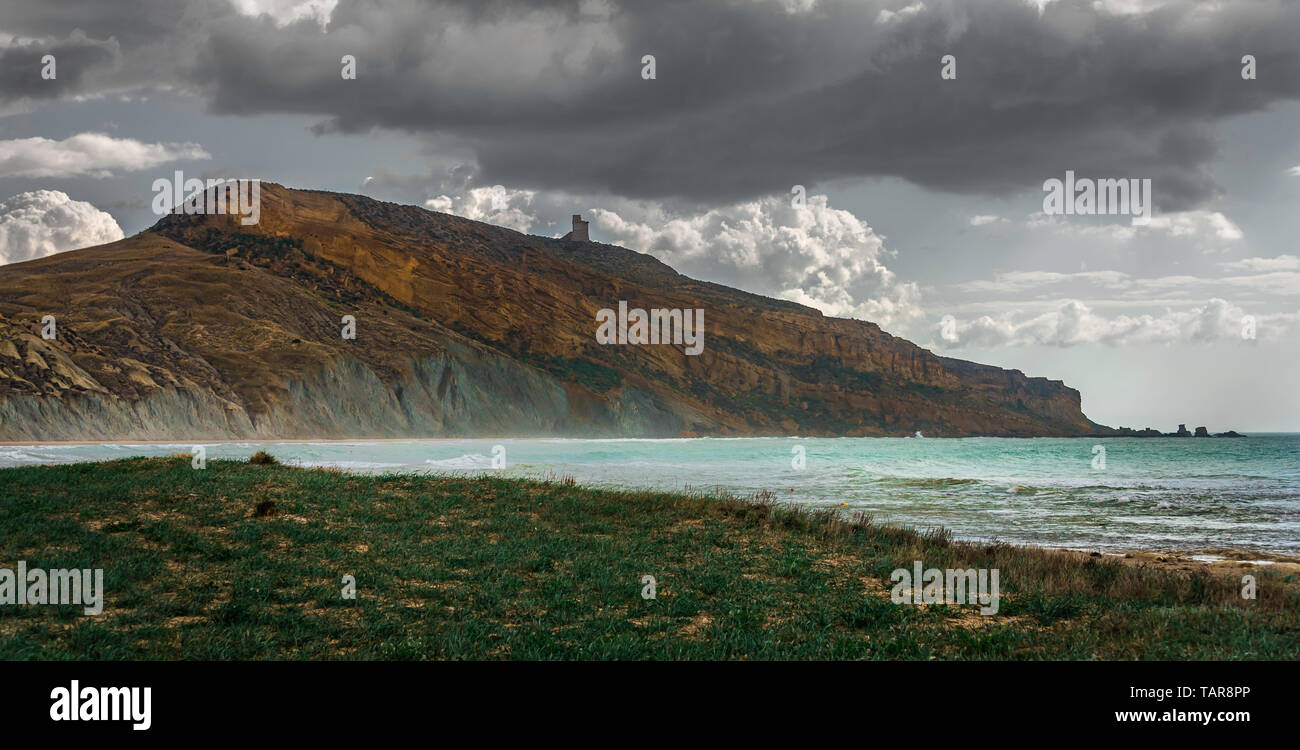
4 0 1300 210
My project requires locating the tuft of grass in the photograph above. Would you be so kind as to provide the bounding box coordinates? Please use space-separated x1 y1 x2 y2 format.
0 456 1296 661
248 450 278 465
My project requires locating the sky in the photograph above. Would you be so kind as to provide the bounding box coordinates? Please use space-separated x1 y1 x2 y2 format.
0 0 1297 430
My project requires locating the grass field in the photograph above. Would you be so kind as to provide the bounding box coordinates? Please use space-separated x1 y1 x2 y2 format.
1 456 1297 659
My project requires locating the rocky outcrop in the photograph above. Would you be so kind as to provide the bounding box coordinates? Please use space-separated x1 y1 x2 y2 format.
0 184 1111 440
1102 425 1245 438
0 346 696 441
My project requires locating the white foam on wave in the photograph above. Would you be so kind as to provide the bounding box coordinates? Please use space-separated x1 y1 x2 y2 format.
284 459 410 471
0 448 57 463
538 436 785 444
425 453 496 470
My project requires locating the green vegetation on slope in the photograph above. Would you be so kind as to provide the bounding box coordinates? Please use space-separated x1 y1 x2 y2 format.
1 457 1296 660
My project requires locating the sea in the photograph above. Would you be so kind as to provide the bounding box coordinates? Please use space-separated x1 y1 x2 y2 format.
3 435 1297 557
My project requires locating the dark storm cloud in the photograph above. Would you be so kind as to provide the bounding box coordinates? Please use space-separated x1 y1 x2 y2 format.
0 33 119 102
0 0 214 46
7 0 1300 209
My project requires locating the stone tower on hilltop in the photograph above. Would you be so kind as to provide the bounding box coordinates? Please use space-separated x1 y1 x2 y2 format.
562 214 589 242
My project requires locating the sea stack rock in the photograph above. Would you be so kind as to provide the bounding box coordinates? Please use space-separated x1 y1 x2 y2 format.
1194 426 1209 437
1175 424 1192 437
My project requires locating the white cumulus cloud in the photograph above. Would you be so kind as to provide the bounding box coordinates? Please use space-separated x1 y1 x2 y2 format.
417 178 922 330
934 298 1297 348
229 0 339 28
0 133 210 178
876 2 926 24
425 184 538 234
588 194 922 331
0 190 124 265
1024 209 1243 243
1219 254 1300 273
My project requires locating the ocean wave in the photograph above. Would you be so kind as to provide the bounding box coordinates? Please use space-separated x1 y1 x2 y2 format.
0 448 57 463
284 459 410 471
872 476 981 488
425 453 496 470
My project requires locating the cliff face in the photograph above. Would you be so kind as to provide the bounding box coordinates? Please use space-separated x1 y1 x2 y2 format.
0 184 1105 440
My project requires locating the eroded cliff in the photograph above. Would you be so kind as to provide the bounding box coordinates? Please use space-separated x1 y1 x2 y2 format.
0 184 1106 440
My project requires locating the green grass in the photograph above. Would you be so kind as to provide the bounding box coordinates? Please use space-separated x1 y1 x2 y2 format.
1 457 1296 660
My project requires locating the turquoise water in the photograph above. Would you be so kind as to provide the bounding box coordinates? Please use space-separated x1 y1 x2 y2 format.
3 435 1298 555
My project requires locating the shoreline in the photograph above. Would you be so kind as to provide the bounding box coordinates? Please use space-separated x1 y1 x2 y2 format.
2 447 1295 565
6 432 1299 447
1060 546 1300 576
1 452 1294 569
3 456 1296 659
